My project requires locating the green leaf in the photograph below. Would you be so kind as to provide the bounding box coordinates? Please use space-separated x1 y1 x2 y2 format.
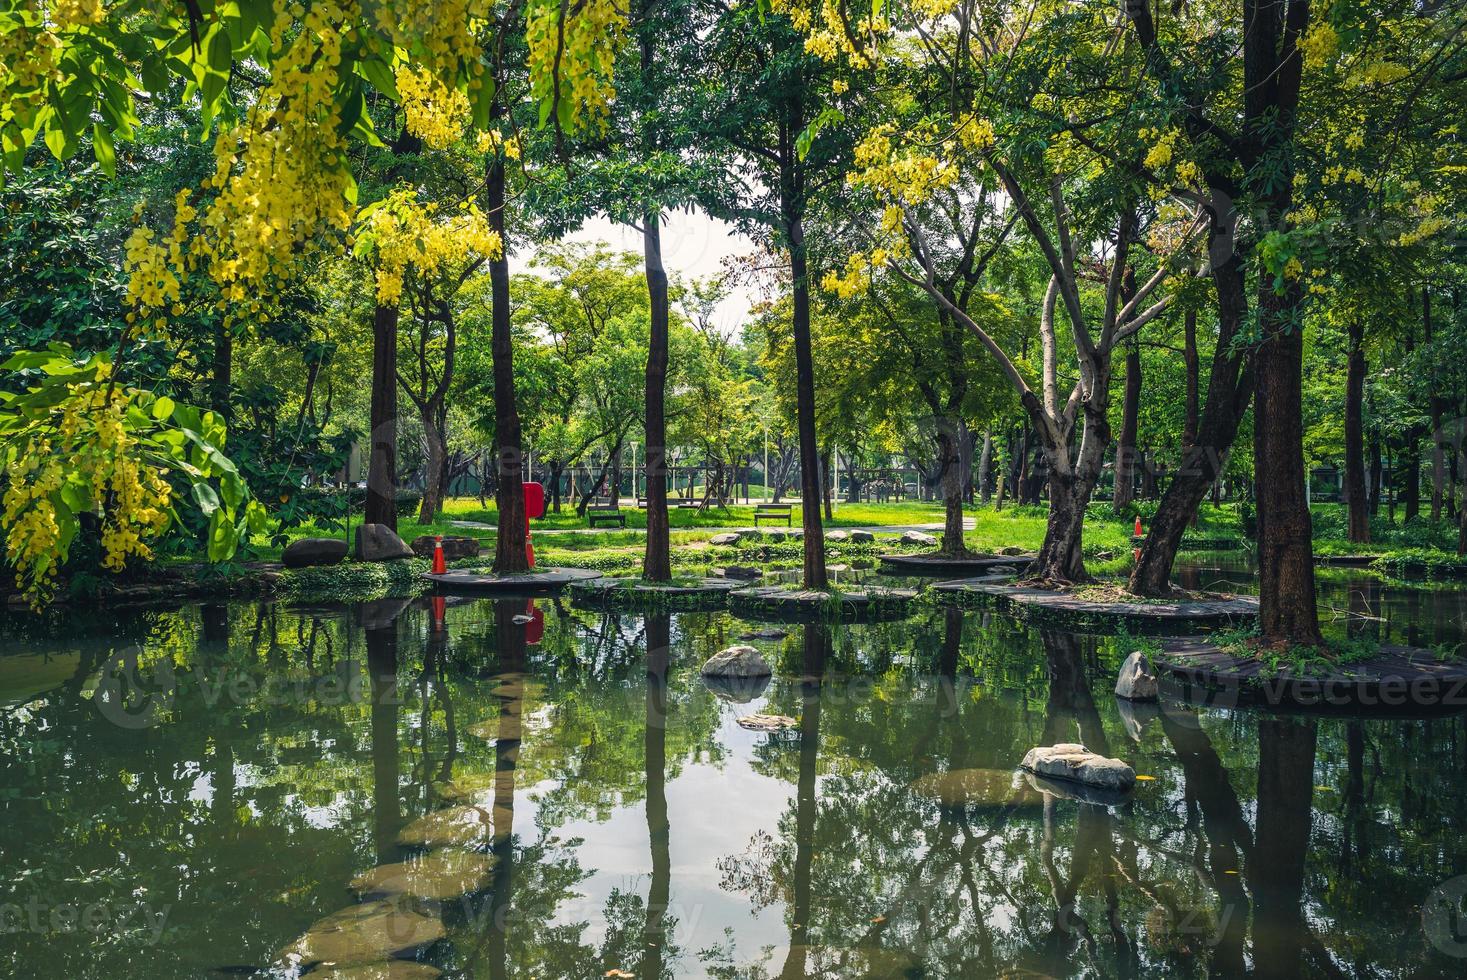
92 123 115 177
191 481 221 516
151 395 175 420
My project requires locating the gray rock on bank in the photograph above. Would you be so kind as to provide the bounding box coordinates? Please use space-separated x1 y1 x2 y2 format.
410 535 481 560
282 537 348 568
700 644 772 678
1114 651 1159 701
1020 743 1135 793
355 524 413 561
901 530 938 546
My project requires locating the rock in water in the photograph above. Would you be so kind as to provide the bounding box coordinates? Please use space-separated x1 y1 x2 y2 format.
1020 743 1136 792
910 768 1044 810
308 964 443 979
849 529 875 543
720 565 762 581
355 524 414 561
282 537 349 568
700 644 771 678
900 530 938 546
736 713 798 731
395 805 496 848
710 532 742 545
410 535 480 560
1114 651 1159 701
275 900 445 970
350 850 496 900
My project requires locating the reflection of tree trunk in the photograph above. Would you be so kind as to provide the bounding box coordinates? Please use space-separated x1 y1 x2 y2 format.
1039 630 1107 756
1251 717 1316 980
486 600 527 980
779 625 829 980
640 614 671 980
367 622 401 863
1157 706 1251 977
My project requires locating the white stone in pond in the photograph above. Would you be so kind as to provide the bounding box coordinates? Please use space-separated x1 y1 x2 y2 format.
1020 743 1136 792
850 529 875 543
1114 651 1159 701
710 532 742 545
700 644 772 678
901 530 938 546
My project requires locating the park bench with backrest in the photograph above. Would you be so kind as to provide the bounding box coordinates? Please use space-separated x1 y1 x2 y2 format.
587 499 626 528
753 503 793 527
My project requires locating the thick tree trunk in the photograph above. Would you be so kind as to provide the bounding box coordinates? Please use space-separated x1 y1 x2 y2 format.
1254 280 1323 646
820 448 834 520
1251 717 1316 980
365 303 399 528
1344 319 1370 543
1113 342 1141 509
487 158 527 572
1031 469 1092 583
937 422 970 556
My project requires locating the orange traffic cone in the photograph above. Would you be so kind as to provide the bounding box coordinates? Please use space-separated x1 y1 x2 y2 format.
432 535 446 574
1134 515 1143 537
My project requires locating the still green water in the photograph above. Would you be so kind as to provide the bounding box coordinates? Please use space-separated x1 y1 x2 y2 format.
1 579 1465 978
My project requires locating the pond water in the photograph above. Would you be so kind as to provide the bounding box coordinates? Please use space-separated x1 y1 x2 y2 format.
2 583 1466 978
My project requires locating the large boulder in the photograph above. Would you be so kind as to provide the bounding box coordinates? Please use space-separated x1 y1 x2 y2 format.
849 529 876 543
1020 743 1135 793
282 537 348 568
710 532 742 546
1114 651 1159 701
700 644 772 678
719 565 763 581
825 530 850 542
900 530 938 547
355 523 413 561
410 535 481 560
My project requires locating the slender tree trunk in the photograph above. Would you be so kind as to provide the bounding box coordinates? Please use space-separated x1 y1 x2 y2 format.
645 215 671 580
488 157 527 572
1344 319 1370 543
978 430 993 504
1183 309 1199 449
820 447 834 520
418 409 447 524
365 303 399 528
785 210 827 586
1130 246 1253 597
1368 420 1382 516
211 318 232 423
1254 279 1323 646
1113 341 1141 509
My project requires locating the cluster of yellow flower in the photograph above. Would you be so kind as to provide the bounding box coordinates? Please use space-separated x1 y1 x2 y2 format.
357 187 503 305
396 65 472 149
475 128 522 160
850 125 957 206
1299 20 1340 69
3 381 172 604
786 0 879 69
526 0 623 132
51 0 106 27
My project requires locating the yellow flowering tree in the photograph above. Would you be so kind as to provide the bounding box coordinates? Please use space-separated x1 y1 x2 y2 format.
1 346 263 605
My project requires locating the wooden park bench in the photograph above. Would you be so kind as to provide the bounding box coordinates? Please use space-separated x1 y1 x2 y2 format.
587 500 627 528
753 503 793 527
636 495 700 509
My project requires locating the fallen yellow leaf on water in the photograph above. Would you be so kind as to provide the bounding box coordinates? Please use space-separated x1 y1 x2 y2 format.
1134 774 1156 781
1224 870 1239 875
606 971 634 978
1315 785 1334 792
871 915 887 923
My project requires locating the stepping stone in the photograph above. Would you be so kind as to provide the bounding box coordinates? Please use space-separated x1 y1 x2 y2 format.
1115 651 1159 701
1020 743 1135 792
350 850 496 900
710 532 742 545
736 713 798 731
700 644 771 678
275 900 445 970
395 805 500 849
849 529 875 543
910 768 1044 810
309 963 442 979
